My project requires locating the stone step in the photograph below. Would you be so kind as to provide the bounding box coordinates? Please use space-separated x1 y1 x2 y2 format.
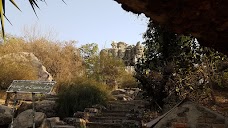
89 116 142 124
97 111 128 117
108 100 147 105
89 116 127 123
87 120 142 128
102 110 132 113
86 122 122 128
101 110 142 115
95 112 142 121
107 104 143 111
52 125 75 128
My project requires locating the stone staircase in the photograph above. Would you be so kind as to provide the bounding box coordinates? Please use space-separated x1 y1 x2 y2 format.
42 88 147 128
86 99 146 128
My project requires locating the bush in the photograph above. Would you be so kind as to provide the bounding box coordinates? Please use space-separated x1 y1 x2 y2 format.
0 59 37 89
56 78 110 118
119 72 138 88
0 36 84 90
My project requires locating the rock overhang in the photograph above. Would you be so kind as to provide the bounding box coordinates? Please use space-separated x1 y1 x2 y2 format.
114 0 228 54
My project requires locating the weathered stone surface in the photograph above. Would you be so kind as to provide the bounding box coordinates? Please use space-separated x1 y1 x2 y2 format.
40 118 52 128
92 104 107 112
112 94 133 101
111 89 126 95
35 100 57 118
0 52 53 81
40 117 66 128
114 0 228 55
13 109 46 128
0 105 12 125
16 100 57 118
145 100 228 128
101 41 144 66
63 117 86 128
52 125 75 128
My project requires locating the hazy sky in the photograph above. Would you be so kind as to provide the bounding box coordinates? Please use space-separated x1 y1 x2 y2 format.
5 0 149 49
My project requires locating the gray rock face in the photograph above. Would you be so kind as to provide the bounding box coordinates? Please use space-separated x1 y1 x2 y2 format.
100 42 144 66
35 100 57 118
13 109 46 128
0 105 12 125
40 119 52 128
40 117 66 128
0 52 53 81
16 100 57 118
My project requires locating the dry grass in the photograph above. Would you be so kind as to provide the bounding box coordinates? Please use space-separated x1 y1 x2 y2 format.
0 35 83 90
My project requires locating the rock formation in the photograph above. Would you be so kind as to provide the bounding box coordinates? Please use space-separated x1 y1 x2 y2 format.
114 0 228 54
13 109 46 128
0 52 53 81
101 41 144 66
0 105 12 126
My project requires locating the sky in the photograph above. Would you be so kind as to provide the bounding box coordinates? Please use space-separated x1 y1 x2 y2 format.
5 0 149 49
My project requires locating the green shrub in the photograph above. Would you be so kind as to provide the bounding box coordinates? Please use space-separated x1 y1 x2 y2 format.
119 72 138 88
56 78 110 118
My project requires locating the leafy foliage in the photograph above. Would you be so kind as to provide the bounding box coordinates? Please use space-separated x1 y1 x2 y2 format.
79 43 99 76
135 21 228 109
80 43 135 89
57 78 110 118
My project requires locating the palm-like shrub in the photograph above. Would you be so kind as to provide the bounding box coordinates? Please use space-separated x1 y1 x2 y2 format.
0 0 64 38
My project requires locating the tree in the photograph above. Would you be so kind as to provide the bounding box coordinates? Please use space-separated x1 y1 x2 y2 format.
79 43 99 76
135 21 202 108
136 21 228 110
80 43 131 89
98 52 126 88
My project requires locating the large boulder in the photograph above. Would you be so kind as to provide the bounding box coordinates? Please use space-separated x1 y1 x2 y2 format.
16 100 57 118
35 100 57 117
40 117 66 128
0 105 12 126
13 109 46 128
0 52 53 81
